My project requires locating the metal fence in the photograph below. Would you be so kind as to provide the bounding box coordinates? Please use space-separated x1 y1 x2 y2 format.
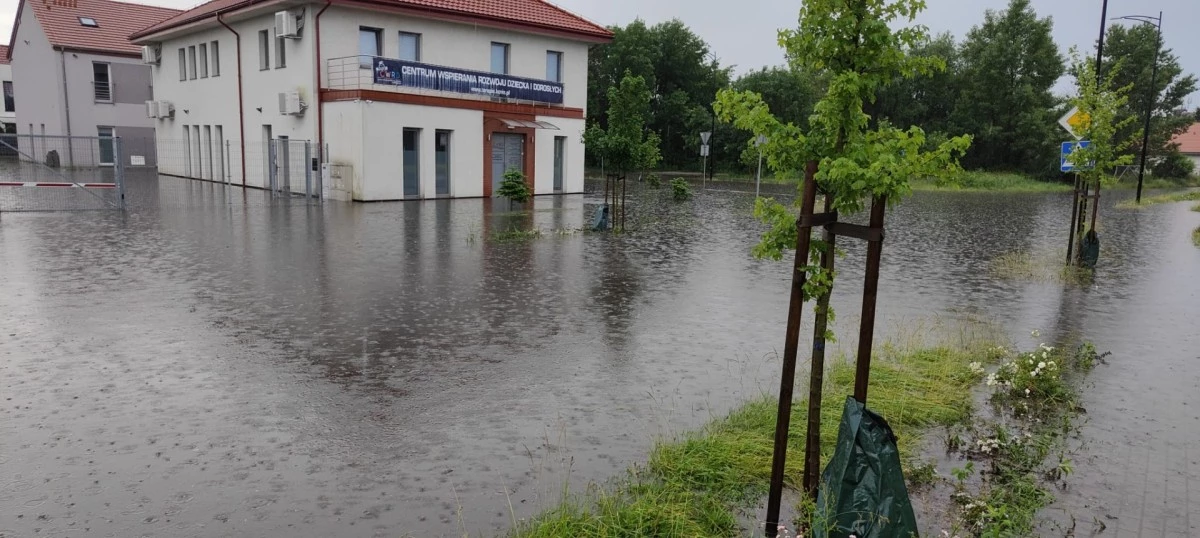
0 134 126 211
154 137 322 202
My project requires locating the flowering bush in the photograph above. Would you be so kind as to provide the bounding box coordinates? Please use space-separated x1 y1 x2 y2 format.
986 344 1072 406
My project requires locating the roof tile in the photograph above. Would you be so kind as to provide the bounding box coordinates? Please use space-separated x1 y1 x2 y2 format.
133 0 611 42
24 0 181 56
1172 123 1200 155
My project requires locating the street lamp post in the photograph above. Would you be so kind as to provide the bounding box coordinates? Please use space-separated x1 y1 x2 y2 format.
1111 12 1164 204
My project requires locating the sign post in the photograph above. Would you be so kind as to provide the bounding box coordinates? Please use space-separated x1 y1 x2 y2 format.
700 131 712 190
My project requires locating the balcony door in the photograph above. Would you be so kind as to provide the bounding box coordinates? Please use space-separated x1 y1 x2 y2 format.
490 133 524 197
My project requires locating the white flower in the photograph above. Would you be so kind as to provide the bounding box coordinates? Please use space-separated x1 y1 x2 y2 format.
1030 370 1037 377
1025 388 1031 396
1031 330 1040 337
1038 361 1046 369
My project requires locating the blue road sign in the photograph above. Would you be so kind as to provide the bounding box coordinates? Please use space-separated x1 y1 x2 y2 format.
1061 140 1093 172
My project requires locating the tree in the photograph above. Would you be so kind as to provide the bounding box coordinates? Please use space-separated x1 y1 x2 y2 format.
728 67 822 171
951 0 1064 176
1066 51 1137 187
587 19 730 170
716 0 971 260
1099 24 1198 162
584 71 662 177
871 32 960 139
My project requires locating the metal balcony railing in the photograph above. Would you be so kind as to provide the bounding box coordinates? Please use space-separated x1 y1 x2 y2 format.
93 81 112 102
325 55 568 109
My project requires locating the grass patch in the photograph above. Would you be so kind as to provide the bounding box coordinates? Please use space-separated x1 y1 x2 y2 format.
990 251 1091 283
512 336 1006 537
491 228 544 242
1192 226 1200 247
912 172 1072 193
1115 190 1200 209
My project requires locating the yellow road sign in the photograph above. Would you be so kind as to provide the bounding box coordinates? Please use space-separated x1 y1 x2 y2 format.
1058 106 1090 139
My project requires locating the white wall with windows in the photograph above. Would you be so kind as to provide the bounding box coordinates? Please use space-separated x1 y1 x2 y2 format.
0 61 14 130
146 7 317 187
319 6 591 109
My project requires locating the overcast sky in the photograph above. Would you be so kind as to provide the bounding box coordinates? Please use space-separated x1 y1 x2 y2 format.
2 0 1195 104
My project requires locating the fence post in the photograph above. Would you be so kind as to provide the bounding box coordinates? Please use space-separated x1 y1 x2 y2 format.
304 141 313 200
267 139 277 195
114 137 126 210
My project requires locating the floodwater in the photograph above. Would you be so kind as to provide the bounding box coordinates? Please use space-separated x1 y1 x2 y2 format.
1 176 1197 537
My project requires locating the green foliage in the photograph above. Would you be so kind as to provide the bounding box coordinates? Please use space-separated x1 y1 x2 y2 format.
496 168 532 203
1100 24 1199 162
1066 50 1138 187
715 0 971 268
951 0 1064 177
670 177 692 201
587 19 732 169
871 32 961 135
1193 226 1200 247
1151 150 1196 179
645 173 661 188
1116 189 1200 208
917 171 1071 192
584 72 662 176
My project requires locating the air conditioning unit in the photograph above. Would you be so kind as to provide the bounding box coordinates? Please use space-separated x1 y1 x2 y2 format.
141 44 161 65
274 10 302 38
158 100 175 118
146 100 159 118
278 91 307 115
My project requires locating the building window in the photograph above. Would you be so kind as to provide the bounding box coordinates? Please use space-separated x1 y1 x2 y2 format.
275 30 286 68
92 62 112 101
97 126 114 165
79 17 98 27
546 51 562 82
198 43 209 78
178 48 187 80
491 42 509 74
399 32 421 62
210 41 220 77
258 30 270 70
402 128 420 197
3 81 13 112
188 46 197 80
359 27 381 68
215 125 224 180
183 124 192 176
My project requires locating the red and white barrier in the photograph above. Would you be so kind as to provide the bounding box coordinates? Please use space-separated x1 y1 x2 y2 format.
0 182 116 188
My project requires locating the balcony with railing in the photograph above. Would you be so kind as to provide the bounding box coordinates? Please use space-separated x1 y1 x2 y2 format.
325 55 570 110
92 81 112 102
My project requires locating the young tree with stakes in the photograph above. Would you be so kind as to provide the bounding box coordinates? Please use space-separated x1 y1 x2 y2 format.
584 71 662 231
715 1 969 534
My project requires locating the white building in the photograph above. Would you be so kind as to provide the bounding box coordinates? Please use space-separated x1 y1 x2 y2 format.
130 0 611 200
0 46 13 133
6 0 180 167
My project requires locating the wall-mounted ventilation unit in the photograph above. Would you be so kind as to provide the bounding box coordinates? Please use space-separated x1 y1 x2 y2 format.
274 10 303 38
146 100 159 118
278 91 307 115
141 45 161 65
158 101 175 118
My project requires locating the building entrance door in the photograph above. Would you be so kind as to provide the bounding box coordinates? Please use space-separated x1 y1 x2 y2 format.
490 133 524 196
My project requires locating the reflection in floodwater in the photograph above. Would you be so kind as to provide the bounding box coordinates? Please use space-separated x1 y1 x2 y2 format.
0 176 1197 536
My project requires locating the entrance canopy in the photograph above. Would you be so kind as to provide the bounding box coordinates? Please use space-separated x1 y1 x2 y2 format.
500 119 559 130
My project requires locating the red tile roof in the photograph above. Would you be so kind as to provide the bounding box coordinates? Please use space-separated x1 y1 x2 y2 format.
12 0 181 58
132 0 612 42
0 46 9 65
1172 123 1200 155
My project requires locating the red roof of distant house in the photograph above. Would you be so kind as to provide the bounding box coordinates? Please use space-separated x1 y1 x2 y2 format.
1173 123 1200 155
131 0 612 42
8 0 181 59
0 46 10 65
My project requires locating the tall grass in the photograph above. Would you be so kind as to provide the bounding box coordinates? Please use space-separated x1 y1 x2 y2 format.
911 171 1072 193
1192 227 1200 247
1116 190 1200 209
511 334 1004 537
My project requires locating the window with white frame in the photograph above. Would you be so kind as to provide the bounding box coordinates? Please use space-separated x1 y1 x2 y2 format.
188 46 197 80
92 62 112 101
210 41 220 76
275 30 286 68
359 27 381 68
178 48 186 81
258 30 270 70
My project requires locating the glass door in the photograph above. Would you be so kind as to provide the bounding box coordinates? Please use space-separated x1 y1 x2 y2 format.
403 128 420 197
97 126 114 166
435 130 451 196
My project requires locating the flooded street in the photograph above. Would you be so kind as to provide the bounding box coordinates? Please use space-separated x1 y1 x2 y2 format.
2 176 1197 537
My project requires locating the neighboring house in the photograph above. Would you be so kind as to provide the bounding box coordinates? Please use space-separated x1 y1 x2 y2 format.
1170 122 1200 171
130 0 611 200
6 0 180 167
0 45 14 133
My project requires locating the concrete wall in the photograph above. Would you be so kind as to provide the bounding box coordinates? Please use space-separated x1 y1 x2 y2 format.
319 6 590 109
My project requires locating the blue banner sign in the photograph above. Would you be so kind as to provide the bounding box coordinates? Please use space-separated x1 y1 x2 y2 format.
372 57 564 105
